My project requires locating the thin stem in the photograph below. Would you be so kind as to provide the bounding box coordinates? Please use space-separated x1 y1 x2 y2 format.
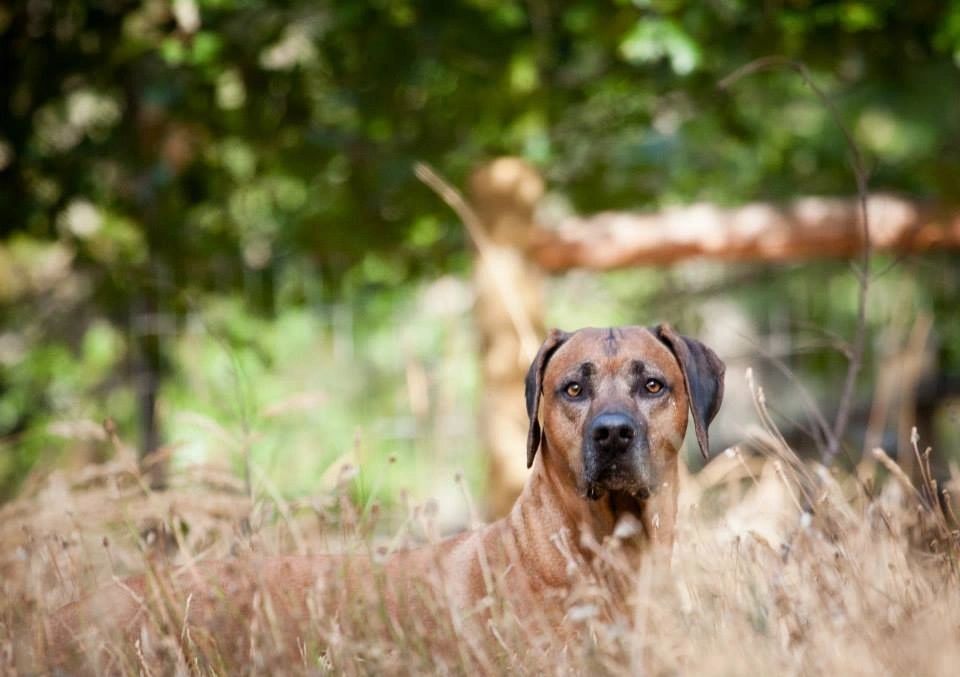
414 161 541 362
721 56 872 467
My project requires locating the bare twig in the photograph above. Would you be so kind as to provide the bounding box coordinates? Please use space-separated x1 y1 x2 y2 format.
414 161 541 361
734 330 835 454
721 56 872 467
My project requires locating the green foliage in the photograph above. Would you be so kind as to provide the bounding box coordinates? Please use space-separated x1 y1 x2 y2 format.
2 0 960 496
167 282 482 504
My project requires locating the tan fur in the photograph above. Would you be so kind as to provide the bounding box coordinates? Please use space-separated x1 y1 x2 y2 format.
36 326 719 672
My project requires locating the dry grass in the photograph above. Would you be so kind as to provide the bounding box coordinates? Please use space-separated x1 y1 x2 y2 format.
1 424 958 676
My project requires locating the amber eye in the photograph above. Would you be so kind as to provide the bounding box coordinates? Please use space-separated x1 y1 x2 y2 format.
644 379 664 394
565 382 583 398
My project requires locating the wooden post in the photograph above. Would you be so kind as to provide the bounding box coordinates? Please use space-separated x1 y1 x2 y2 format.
468 158 546 518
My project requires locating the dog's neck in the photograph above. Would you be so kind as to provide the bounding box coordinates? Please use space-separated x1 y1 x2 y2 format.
504 441 653 585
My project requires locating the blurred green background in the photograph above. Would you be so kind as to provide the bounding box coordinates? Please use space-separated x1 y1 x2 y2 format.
2 0 959 506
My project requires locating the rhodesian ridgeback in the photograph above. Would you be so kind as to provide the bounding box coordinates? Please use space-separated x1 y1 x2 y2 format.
35 324 723 671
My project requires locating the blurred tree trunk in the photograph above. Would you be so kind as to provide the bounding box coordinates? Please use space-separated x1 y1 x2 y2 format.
469 159 546 519
136 330 164 489
123 67 201 491
134 268 167 491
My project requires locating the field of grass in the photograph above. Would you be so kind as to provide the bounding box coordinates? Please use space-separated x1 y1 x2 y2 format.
2 409 957 675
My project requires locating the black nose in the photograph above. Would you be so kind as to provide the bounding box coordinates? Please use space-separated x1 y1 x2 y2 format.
589 413 638 455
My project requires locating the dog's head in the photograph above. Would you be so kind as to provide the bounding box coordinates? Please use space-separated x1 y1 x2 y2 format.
525 325 724 501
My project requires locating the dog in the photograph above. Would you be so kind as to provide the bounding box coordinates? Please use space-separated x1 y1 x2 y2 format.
33 324 723 671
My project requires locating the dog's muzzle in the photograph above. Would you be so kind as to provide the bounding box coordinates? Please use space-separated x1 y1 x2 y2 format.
583 412 653 500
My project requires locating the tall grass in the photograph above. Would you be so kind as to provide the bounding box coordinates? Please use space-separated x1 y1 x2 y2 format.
2 407 957 675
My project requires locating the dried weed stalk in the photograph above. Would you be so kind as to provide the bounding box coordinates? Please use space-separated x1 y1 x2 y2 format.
1 418 957 675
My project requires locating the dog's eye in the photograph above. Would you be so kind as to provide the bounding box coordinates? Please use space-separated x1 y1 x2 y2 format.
564 382 583 398
644 379 664 394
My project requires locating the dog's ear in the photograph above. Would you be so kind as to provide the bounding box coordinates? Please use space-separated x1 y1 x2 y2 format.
525 329 570 468
653 324 725 460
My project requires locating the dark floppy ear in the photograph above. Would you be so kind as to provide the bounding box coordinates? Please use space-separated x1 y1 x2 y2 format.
654 324 725 460
525 329 570 468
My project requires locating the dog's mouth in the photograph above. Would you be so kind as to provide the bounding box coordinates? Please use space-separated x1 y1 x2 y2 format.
584 481 651 501
583 468 653 502
581 419 656 501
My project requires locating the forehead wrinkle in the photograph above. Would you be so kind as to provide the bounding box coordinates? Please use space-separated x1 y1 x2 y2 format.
602 328 619 356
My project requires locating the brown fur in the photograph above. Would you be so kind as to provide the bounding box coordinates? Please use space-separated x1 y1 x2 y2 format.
34 325 723 672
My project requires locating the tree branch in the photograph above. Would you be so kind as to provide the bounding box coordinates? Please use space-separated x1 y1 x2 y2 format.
528 194 959 270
